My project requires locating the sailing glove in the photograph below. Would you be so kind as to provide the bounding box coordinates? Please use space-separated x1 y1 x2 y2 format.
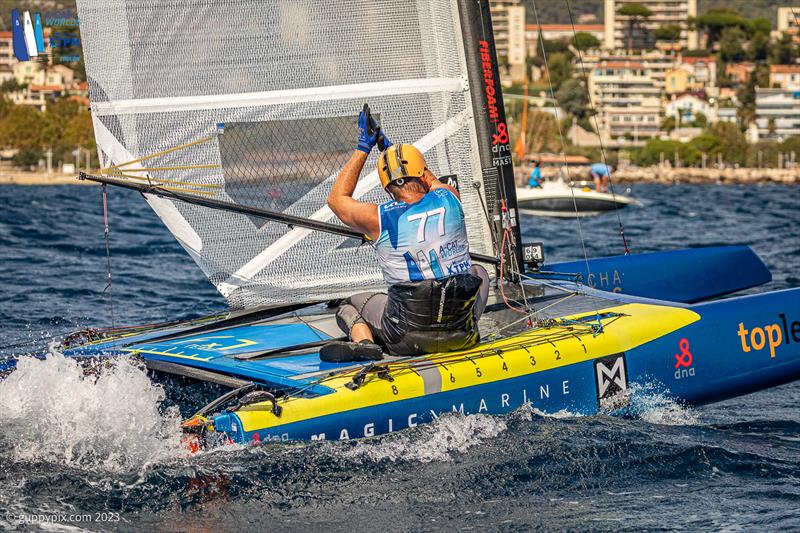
377 129 393 152
356 107 380 153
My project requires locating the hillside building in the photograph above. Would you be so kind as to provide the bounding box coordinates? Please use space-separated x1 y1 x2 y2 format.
777 7 800 44
754 87 800 141
588 60 661 141
665 57 717 95
490 0 526 83
769 64 800 90
725 62 756 86
665 93 715 125
604 0 698 51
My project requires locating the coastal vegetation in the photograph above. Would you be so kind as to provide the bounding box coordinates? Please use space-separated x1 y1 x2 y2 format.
0 95 96 169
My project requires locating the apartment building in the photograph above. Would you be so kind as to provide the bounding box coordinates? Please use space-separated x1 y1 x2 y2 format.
581 51 674 89
754 87 800 141
489 0 526 83
777 7 800 44
0 32 14 70
604 0 698 51
588 60 661 140
769 64 800 90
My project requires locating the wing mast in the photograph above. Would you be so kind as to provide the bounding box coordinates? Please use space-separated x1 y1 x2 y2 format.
457 0 524 279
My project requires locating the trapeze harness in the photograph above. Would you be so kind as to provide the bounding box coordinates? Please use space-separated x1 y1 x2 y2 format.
373 188 483 355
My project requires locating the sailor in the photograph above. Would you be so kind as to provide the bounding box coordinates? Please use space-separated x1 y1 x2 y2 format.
528 160 542 188
590 162 612 193
322 107 490 362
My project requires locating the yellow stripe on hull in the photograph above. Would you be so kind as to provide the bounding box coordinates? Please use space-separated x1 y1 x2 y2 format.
234 303 699 433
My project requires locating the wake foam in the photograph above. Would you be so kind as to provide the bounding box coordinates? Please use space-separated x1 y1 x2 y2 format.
344 412 507 463
627 382 699 426
0 352 183 472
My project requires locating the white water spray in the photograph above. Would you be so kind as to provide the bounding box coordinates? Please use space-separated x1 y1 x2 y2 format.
344 413 507 463
0 352 183 472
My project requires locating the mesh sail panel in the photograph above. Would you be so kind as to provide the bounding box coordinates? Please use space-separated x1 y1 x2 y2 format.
76 0 494 309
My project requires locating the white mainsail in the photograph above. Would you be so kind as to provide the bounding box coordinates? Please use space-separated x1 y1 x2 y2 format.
76 0 496 309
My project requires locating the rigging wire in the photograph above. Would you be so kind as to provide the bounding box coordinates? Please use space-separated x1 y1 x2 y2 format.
563 0 631 255
101 184 116 328
529 0 594 291
529 0 604 331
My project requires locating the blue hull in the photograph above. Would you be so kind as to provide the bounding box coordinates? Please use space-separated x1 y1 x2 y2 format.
212 288 800 443
546 245 771 303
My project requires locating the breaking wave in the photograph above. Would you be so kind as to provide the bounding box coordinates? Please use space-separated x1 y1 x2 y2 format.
343 412 508 463
0 352 183 472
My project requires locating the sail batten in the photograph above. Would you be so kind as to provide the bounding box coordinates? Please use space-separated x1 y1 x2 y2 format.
77 0 498 309
90 78 469 116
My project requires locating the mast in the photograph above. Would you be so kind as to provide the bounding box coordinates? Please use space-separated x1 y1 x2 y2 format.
457 0 524 278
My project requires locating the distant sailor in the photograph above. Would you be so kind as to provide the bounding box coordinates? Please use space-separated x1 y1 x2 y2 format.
322 106 490 362
590 162 612 193
528 160 542 188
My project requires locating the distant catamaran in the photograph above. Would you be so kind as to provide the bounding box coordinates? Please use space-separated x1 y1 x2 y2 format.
3 0 796 447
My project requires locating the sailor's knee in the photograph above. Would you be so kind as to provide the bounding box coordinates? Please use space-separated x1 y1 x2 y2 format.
335 302 364 334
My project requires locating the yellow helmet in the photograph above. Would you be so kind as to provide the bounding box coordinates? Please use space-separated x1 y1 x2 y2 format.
377 144 427 189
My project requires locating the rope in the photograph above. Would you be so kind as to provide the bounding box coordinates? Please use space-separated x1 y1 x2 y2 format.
101 184 116 328
564 0 630 255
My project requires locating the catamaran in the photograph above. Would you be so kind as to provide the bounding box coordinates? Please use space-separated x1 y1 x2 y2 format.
516 179 640 217
3 0 797 448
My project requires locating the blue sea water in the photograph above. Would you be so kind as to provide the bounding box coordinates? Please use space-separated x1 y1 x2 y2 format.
0 183 798 531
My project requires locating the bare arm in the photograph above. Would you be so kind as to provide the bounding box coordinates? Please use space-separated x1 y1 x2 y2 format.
327 150 380 241
422 169 460 200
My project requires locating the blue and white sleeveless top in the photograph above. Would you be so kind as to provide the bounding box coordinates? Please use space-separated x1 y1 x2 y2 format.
375 188 472 285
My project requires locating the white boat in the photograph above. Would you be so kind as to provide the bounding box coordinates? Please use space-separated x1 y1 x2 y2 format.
516 179 640 217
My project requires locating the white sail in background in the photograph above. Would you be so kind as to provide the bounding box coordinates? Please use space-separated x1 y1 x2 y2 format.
76 0 495 309
23 12 38 57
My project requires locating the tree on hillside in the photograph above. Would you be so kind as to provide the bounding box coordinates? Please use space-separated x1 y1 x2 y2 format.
571 32 600 51
692 9 750 49
770 34 798 65
618 3 652 52
546 52 573 89
653 24 682 43
748 31 770 61
660 115 676 133
751 17 772 36
556 78 592 121
719 26 746 62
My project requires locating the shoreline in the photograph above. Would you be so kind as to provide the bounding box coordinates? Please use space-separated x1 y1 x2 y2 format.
518 166 800 185
0 171 93 186
1 168 799 186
